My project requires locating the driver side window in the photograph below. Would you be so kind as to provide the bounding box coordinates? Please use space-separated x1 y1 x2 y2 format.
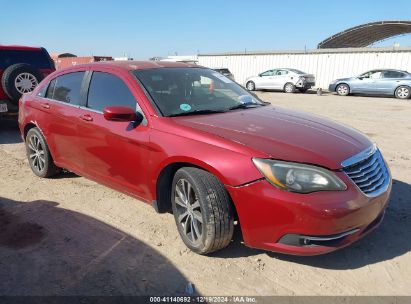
260 70 274 77
87 72 140 113
369 71 382 79
361 71 382 79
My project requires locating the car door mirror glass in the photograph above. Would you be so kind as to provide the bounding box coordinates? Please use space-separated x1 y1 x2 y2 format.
103 106 139 122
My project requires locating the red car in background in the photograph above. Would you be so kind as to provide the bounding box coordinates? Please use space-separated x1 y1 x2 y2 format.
0 45 55 114
18 61 391 255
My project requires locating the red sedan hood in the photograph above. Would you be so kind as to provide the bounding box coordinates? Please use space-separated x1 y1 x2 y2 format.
172 105 372 170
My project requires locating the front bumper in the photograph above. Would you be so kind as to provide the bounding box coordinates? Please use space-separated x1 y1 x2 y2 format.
227 172 391 255
329 83 338 92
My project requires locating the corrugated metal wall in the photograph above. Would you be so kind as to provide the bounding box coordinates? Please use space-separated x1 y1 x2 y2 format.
197 49 411 89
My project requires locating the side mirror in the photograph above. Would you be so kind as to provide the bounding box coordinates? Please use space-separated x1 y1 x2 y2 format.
258 74 262 77
103 106 141 123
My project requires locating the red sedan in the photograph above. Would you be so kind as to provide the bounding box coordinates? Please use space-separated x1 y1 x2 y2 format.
18 61 391 255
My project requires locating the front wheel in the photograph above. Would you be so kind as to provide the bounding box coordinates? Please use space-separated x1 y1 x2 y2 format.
171 167 234 254
395 86 411 99
336 83 350 96
246 81 255 91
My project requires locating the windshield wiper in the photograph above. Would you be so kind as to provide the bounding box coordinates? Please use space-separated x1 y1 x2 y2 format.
168 109 228 117
228 103 266 111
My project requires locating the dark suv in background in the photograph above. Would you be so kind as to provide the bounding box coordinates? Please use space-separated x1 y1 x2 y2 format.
0 45 55 115
213 68 235 81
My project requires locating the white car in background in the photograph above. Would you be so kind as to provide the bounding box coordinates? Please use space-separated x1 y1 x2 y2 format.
245 68 315 93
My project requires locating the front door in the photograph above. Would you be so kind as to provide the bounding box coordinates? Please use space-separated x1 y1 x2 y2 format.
76 70 151 200
356 70 382 93
257 69 276 89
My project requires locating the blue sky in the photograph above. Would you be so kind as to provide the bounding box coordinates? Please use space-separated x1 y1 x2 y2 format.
1 0 411 59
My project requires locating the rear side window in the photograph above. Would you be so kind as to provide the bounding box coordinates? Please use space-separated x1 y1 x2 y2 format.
276 70 289 75
87 72 137 112
47 72 85 105
0 49 52 69
383 71 406 78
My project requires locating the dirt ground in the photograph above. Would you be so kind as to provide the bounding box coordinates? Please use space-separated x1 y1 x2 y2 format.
0 92 410 296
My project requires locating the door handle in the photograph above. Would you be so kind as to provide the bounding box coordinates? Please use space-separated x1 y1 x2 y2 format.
40 103 50 109
79 114 93 122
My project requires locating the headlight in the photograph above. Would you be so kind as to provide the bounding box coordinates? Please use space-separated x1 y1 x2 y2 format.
252 158 347 194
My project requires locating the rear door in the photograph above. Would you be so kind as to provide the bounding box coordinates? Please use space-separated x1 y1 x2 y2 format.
32 71 86 171
380 70 407 94
272 69 290 89
76 69 151 199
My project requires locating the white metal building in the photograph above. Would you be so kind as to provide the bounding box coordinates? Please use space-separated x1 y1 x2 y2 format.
196 47 411 89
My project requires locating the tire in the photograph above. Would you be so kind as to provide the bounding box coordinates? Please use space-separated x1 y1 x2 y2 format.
171 167 234 254
336 83 350 96
1 64 44 104
25 128 60 178
284 82 296 93
394 86 411 99
246 81 255 91
298 88 308 93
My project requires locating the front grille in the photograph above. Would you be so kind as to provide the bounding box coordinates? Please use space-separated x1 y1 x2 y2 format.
343 149 390 196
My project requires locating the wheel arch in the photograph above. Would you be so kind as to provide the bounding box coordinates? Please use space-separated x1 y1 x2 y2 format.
336 82 350 93
22 121 58 162
283 82 296 92
23 122 39 139
153 159 237 219
394 84 411 96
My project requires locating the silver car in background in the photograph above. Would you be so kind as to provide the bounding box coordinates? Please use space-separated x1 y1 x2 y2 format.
329 69 411 99
245 68 315 93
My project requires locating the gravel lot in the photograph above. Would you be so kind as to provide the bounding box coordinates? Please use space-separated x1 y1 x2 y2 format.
0 92 410 296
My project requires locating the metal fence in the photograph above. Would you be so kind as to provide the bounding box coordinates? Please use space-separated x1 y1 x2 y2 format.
197 47 411 89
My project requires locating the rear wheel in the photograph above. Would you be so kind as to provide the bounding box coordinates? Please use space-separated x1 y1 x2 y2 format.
395 86 411 99
25 128 60 178
284 82 296 93
336 83 350 96
246 81 255 91
171 167 234 254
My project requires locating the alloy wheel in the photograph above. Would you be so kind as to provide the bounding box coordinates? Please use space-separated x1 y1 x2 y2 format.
15 72 38 94
397 87 409 98
28 134 45 172
174 178 203 245
285 84 294 93
246 82 254 91
337 84 349 95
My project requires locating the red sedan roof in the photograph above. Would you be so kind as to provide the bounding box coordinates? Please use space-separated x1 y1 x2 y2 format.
90 60 201 70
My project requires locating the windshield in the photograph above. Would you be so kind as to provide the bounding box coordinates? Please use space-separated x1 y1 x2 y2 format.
133 68 264 117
